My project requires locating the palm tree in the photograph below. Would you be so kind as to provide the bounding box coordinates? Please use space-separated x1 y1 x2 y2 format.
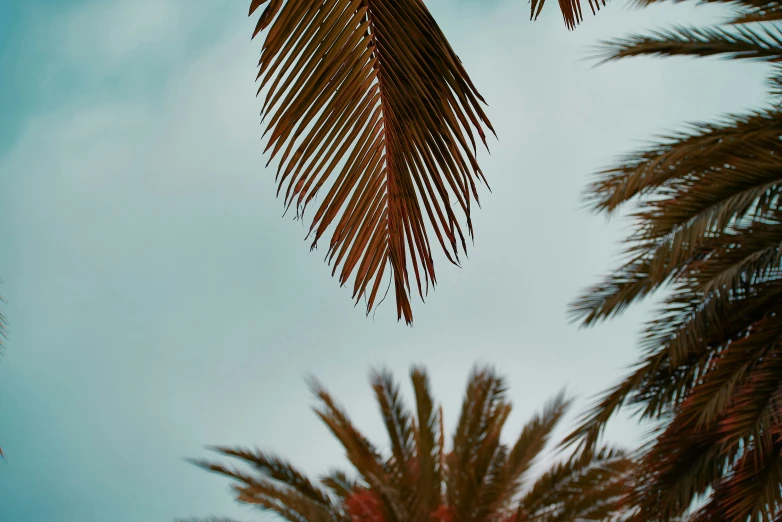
245 0 604 324
191 366 630 521
561 3 782 520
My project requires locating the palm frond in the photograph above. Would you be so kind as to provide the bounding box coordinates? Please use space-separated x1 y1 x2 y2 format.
207 446 336 508
249 0 494 324
308 377 408 519
729 2 782 24
370 368 418 512
528 0 607 30
583 110 782 215
446 366 509 517
190 458 340 522
319 469 359 501
623 0 782 25
517 446 630 521
768 64 782 98
505 390 570 482
475 392 572 520
593 24 782 64
410 366 443 516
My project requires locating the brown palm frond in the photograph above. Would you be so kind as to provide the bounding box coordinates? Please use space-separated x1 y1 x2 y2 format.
319 469 359 501
446 366 509 518
190 458 341 522
206 447 336 508
193 366 630 522
470 392 573 521
623 0 782 25
571 129 782 327
409 366 443 517
529 0 607 30
730 1 782 24
308 377 407 519
517 446 630 521
593 24 782 64
768 65 782 97
370 369 419 513
248 0 494 324
503 391 570 487
583 109 782 215
568 0 782 514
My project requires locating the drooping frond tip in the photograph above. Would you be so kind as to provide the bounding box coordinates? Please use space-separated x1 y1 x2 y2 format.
248 0 494 324
193 365 632 521
529 0 608 30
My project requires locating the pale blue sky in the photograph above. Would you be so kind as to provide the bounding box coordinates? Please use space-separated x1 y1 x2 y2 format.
0 1 771 521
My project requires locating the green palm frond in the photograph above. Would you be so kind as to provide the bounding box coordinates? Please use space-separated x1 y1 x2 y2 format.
517 446 630 522
248 0 494 324
193 366 630 521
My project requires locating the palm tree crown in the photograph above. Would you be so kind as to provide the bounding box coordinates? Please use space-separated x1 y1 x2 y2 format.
562 2 782 520
193 366 630 521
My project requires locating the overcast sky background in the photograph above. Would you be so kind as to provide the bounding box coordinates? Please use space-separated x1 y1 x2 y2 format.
0 0 772 520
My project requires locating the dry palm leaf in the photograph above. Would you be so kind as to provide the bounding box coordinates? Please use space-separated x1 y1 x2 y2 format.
529 0 608 29
248 0 494 324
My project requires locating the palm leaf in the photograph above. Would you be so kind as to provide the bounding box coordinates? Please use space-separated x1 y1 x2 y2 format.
370 368 418 511
624 0 782 25
308 377 408 520
446 366 508 517
730 2 782 24
248 0 494 324
593 24 782 64
529 0 608 30
517 446 630 521
583 110 782 215
477 391 571 520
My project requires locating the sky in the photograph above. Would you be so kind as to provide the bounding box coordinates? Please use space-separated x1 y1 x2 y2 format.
0 0 772 521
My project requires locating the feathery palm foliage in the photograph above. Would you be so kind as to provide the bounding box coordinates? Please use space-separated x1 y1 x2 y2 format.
248 0 493 324
563 2 782 520
193 366 630 521
246 0 610 323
